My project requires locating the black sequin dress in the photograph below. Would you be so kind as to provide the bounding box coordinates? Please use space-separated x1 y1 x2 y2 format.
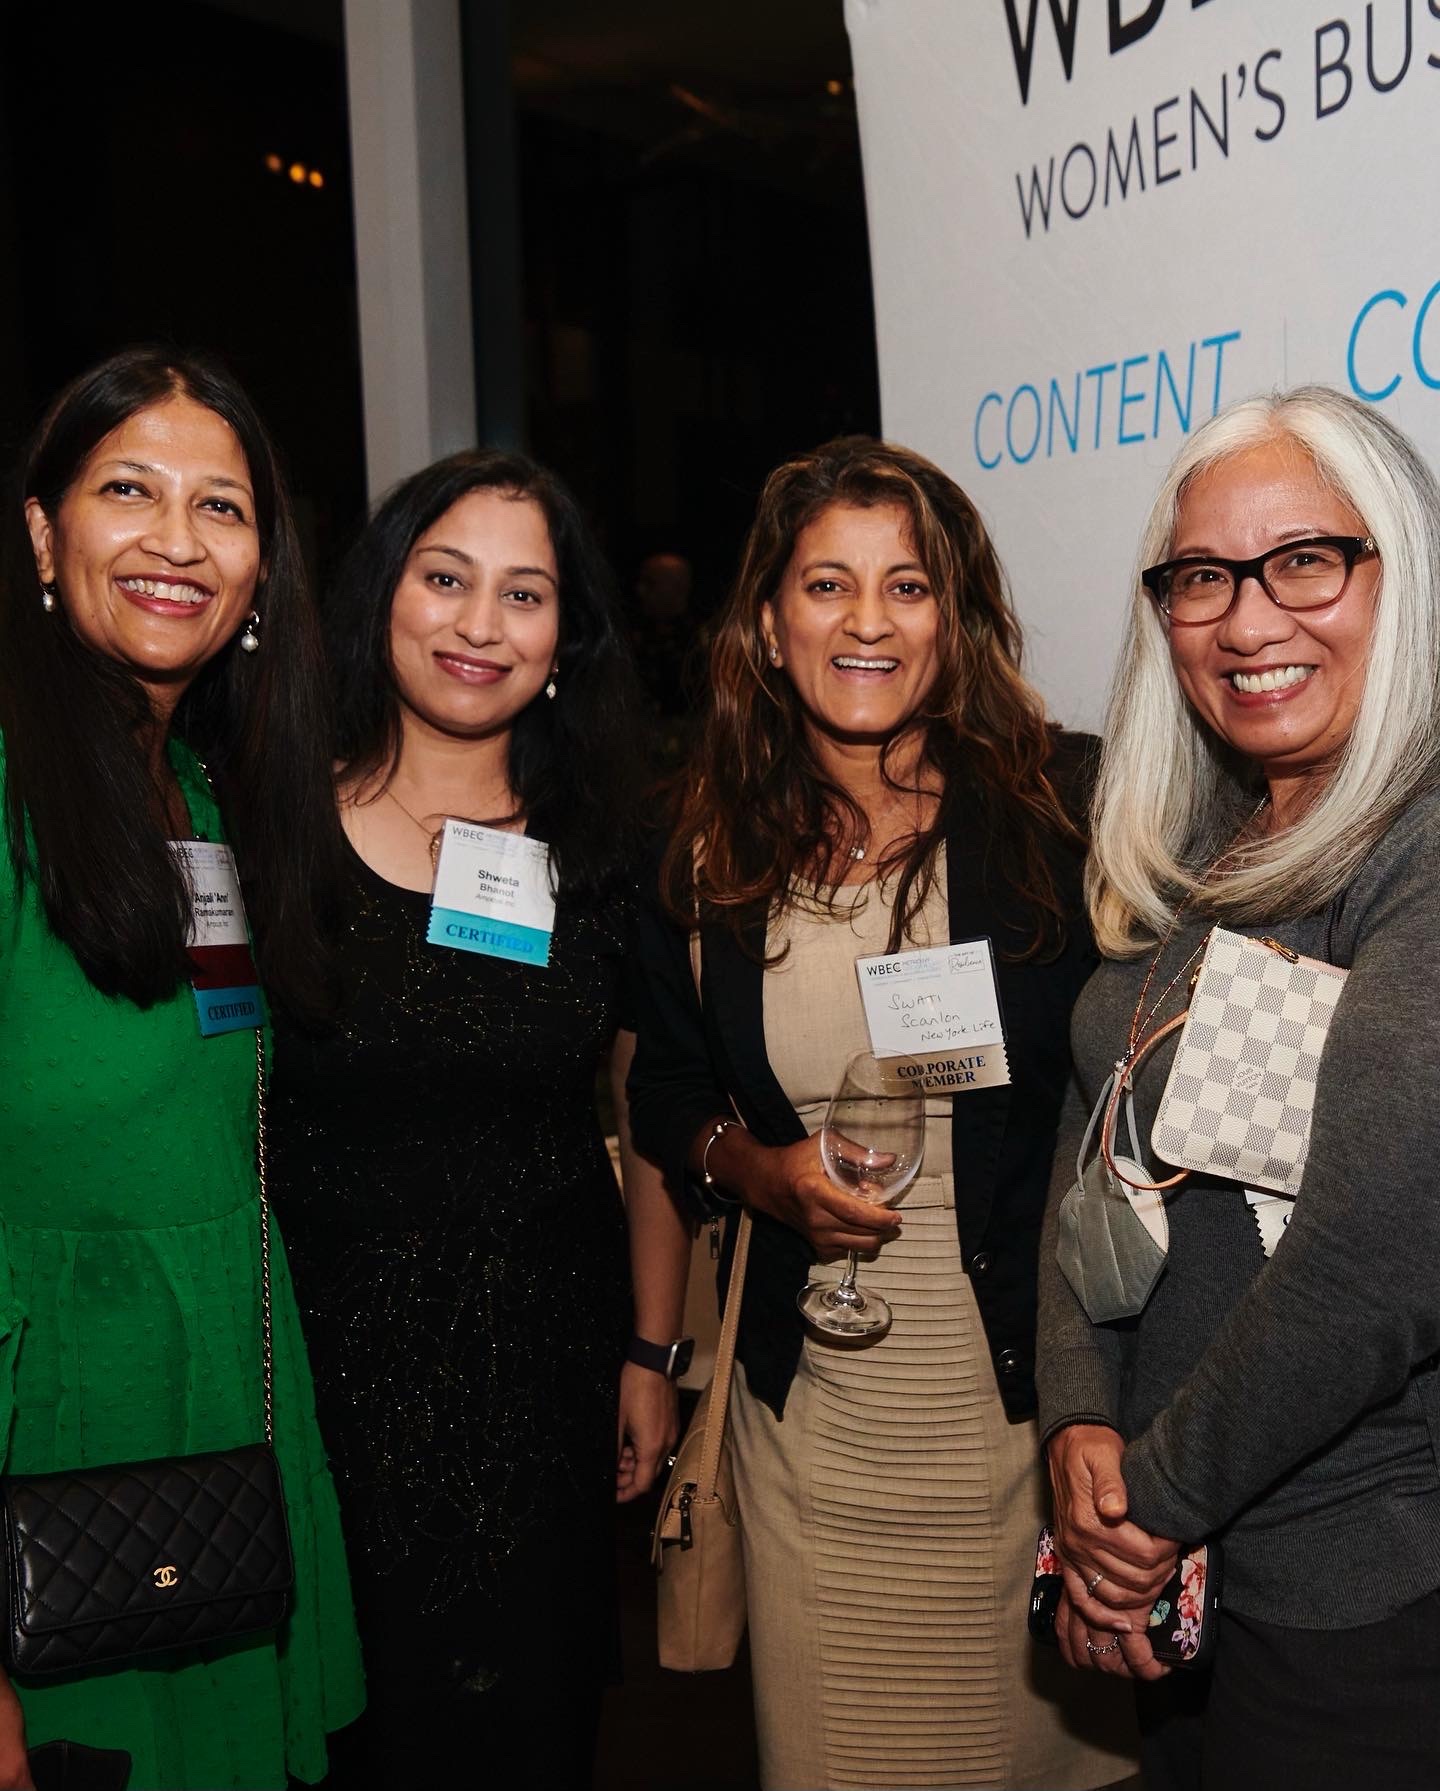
268 843 632 1785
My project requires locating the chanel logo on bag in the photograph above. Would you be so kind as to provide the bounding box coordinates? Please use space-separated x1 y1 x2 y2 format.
1232 1063 1263 1095
153 1565 180 1590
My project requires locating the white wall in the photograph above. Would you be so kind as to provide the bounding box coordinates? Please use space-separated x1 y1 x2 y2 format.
846 0 1440 727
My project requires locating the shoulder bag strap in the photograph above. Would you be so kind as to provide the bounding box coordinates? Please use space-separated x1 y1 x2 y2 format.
254 1029 277 1446
1100 1010 1191 1192
192 756 277 1449
687 860 753 1500
696 1206 751 1497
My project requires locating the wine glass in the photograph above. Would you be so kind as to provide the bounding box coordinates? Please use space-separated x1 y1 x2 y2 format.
797 1050 925 1338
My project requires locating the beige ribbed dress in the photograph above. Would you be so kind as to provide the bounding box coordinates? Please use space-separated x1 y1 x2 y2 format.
729 859 1137 1790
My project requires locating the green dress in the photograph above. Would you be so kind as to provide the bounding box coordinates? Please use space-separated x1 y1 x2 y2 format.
0 738 364 1789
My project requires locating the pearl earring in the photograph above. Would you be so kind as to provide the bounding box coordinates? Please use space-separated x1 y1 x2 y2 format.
239 612 261 653
545 673 558 700
40 582 57 613
768 643 780 664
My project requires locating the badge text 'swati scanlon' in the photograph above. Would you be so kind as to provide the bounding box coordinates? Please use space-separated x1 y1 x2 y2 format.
855 937 1011 1093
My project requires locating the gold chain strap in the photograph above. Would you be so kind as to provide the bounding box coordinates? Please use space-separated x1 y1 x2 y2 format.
191 761 275 1448
254 1029 276 1448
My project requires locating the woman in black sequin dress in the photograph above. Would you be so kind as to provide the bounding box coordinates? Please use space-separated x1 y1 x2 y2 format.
268 451 692 1789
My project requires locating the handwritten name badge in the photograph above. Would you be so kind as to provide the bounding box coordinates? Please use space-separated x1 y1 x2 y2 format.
427 819 557 967
169 841 267 1037
854 937 1010 1093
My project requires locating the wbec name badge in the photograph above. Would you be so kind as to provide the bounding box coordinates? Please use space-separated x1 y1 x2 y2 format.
855 937 1010 1093
427 819 556 966
170 840 267 1037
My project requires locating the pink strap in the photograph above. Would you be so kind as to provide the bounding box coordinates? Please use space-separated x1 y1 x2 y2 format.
1100 1011 1191 1192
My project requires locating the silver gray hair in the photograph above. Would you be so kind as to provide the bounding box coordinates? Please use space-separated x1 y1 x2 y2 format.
1090 384 1440 956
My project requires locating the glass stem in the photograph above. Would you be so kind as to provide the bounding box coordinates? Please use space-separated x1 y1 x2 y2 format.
830 1251 864 1309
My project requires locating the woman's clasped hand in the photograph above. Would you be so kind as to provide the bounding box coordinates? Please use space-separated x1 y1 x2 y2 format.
1045 1423 1177 1679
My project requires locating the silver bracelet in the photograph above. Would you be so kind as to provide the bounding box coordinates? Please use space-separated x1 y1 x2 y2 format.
700 1116 744 1189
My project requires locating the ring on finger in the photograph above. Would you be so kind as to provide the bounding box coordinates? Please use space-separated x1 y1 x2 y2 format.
1085 1634 1122 1657
1085 1569 1104 1596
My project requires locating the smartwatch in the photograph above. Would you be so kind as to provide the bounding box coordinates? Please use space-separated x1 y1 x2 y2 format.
626 1334 696 1380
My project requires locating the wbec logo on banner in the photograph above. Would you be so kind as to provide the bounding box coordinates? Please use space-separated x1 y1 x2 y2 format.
1005 0 1218 106
845 0 1440 727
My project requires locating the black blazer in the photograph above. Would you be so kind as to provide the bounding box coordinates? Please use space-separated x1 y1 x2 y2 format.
628 732 1099 1422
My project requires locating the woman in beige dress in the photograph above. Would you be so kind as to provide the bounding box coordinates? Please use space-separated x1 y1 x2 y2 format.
629 437 1136 1789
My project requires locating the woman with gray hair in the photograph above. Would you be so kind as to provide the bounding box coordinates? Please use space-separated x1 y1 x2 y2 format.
1036 385 1440 1789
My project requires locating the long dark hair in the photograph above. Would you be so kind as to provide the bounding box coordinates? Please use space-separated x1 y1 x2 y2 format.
328 448 643 898
0 346 341 1019
663 436 1080 959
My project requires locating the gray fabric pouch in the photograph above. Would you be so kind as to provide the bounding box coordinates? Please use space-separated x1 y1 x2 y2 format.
1056 1073 1169 1324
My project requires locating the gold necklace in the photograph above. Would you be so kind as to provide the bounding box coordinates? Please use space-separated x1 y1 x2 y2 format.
383 785 446 863
1123 796 1270 1065
383 784 439 836
382 783 524 853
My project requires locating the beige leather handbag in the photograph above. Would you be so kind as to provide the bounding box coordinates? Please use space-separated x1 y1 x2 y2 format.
650 1207 751 1671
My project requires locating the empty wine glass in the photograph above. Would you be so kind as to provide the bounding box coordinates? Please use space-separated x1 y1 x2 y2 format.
797 1050 925 1338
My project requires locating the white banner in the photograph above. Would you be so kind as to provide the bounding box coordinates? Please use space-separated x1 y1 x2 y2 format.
846 0 1440 727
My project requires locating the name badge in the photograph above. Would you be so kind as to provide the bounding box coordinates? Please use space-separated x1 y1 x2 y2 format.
427 819 556 966
170 841 266 1036
854 937 1011 1093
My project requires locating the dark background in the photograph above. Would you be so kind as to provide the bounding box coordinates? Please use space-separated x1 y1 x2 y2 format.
0 0 879 619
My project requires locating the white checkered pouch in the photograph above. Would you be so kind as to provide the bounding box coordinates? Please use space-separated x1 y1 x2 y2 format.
1151 927 1348 1196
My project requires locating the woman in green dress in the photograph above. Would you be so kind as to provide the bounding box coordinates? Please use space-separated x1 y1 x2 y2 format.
0 347 363 1789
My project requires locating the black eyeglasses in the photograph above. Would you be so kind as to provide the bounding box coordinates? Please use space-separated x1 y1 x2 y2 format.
1141 535 1377 626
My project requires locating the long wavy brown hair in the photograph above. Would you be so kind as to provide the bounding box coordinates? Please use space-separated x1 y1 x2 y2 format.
661 436 1080 959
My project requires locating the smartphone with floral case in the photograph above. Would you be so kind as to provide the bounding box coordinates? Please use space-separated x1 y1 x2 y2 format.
1028 1526 1223 1669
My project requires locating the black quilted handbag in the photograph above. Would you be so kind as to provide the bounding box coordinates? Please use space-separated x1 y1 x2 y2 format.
0 1035 295 1676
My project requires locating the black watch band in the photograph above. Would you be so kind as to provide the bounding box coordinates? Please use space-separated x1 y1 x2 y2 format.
626 1334 695 1380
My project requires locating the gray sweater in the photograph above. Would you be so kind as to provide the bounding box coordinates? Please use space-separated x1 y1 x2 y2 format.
1036 786 1440 1627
